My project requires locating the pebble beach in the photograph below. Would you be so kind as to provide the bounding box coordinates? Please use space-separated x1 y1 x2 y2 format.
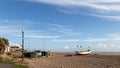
25 52 120 68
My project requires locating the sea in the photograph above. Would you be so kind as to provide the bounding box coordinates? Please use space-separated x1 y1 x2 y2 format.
93 52 120 55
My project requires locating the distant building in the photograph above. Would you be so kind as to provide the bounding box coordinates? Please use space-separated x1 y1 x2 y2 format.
5 45 10 53
10 44 22 52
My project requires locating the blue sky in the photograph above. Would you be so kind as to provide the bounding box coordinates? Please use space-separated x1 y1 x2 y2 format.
1 0 120 52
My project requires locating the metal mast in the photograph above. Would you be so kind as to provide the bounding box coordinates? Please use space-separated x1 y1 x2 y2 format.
22 29 24 62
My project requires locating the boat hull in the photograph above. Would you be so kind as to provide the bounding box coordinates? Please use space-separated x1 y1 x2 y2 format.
75 51 92 55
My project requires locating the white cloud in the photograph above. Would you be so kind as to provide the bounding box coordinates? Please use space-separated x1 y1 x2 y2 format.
50 23 81 35
84 38 109 42
86 13 120 20
0 25 20 36
0 19 80 38
28 0 120 20
83 33 120 42
49 23 70 28
97 43 119 49
0 19 9 23
64 46 69 49
29 0 120 11
79 33 120 51
52 39 81 42
26 35 61 39
97 43 107 48
0 26 52 38
107 34 120 41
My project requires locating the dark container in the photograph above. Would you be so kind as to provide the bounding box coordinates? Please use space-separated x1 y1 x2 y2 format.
42 51 48 56
23 52 36 58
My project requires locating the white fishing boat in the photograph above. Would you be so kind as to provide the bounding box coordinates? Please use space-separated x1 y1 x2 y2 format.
75 50 92 55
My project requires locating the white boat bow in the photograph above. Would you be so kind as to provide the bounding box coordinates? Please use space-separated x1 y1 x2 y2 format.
75 50 92 55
